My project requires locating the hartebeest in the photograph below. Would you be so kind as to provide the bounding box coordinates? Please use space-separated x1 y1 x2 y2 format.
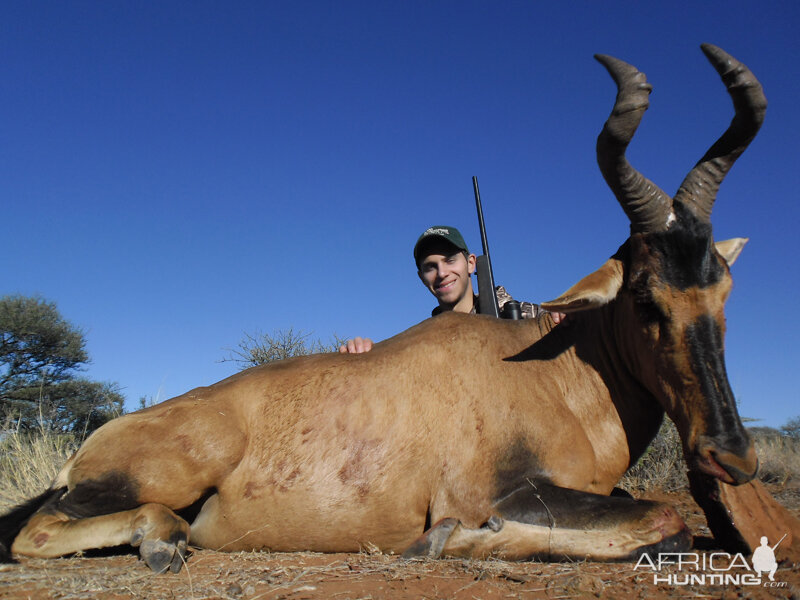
1 44 766 572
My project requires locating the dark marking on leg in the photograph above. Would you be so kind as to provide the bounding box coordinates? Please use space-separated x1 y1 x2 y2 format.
57 472 140 519
494 480 691 560
610 487 634 499
495 480 671 531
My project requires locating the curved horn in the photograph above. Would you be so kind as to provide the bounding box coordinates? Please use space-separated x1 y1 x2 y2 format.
673 44 767 223
595 54 674 233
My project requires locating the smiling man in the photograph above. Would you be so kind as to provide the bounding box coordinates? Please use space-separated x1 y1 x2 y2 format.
340 225 553 354
415 226 478 315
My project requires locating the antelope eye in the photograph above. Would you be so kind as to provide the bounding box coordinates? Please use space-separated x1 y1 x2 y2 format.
631 274 666 324
635 296 666 324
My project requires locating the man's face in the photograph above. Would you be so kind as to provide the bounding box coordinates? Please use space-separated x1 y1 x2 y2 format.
417 240 477 310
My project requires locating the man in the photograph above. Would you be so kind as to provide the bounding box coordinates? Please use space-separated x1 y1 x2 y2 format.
339 225 562 354
413 225 542 319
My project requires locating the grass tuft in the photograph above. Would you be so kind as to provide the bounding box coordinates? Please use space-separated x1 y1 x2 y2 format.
620 419 687 493
0 422 78 512
752 429 800 485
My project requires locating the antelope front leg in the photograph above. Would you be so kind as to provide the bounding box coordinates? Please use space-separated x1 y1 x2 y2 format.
404 481 691 561
12 503 190 573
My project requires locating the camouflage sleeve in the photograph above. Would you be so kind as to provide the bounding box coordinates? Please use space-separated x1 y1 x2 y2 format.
494 286 540 319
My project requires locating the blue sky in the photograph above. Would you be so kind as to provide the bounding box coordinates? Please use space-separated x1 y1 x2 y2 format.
2 1 798 428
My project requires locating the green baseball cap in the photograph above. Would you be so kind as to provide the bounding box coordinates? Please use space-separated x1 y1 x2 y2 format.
413 225 469 266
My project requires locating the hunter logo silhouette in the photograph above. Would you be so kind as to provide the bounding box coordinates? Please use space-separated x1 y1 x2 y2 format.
751 534 786 582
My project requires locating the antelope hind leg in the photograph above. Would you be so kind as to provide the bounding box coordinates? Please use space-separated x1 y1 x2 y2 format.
12 503 190 573
405 481 691 561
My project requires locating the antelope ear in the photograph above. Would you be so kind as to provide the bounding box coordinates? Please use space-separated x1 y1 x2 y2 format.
715 237 748 267
540 256 624 313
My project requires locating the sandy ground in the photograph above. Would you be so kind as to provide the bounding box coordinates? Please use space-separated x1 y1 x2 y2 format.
2 486 799 600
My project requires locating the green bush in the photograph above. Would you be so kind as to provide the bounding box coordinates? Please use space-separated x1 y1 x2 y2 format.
1 295 124 434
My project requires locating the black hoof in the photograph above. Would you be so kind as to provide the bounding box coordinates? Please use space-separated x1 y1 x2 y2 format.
402 518 459 559
169 539 187 573
140 539 183 574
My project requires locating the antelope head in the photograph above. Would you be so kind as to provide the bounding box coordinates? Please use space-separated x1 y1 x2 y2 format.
542 45 766 485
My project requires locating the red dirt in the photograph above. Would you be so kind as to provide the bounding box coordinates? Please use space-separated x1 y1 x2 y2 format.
2 486 798 600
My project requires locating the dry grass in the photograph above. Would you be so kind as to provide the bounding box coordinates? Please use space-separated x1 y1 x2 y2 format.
752 429 800 485
619 419 688 493
7 545 798 600
0 550 663 600
0 423 78 512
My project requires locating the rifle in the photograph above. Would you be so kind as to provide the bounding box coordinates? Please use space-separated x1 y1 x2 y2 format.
772 533 788 551
472 177 521 319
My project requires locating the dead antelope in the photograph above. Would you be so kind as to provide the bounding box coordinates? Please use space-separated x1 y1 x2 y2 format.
0 44 767 572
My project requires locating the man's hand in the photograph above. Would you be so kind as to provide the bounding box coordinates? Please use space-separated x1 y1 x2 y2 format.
339 337 374 354
550 312 568 325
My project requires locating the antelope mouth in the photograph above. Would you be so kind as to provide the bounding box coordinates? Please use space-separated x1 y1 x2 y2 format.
693 445 758 486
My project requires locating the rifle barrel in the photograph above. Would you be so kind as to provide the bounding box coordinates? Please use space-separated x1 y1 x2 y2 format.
473 177 492 258
472 176 500 318
772 533 788 551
